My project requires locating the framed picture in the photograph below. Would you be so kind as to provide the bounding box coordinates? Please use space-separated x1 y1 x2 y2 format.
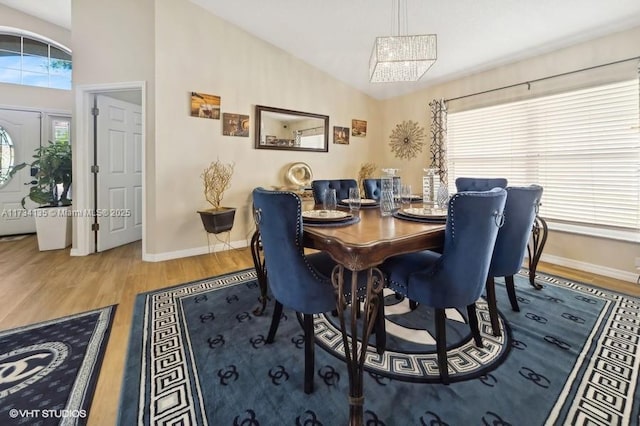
222 113 249 137
191 92 221 119
352 119 367 137
333 126 350 145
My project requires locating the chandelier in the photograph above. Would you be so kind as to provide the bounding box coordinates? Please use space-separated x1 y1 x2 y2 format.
369 0 437 83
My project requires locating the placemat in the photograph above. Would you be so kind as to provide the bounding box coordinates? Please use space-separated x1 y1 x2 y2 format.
392 211 447 223
303 216 361 227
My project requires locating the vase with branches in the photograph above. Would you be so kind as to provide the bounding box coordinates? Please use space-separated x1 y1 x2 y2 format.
357 162 377 194
198 160 236 234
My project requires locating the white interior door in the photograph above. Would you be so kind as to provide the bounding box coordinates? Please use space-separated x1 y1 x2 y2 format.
0 110 41 236
96 95 142 251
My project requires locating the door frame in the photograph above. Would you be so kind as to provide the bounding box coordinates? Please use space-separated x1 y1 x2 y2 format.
73 81 146 257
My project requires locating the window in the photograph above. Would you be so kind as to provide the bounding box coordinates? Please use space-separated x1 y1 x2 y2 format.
50 117 71 144
447 79 640 238
0 126 14 187
47 115 72 200
0 32 71 90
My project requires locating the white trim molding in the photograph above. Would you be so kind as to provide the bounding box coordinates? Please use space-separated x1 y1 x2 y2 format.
142 239 249 262
548 221 640 244
540 253 639 284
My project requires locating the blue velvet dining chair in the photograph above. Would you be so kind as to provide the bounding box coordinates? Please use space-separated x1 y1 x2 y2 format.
311 179 358 205
252 187 379 393
253 187 337 394
380 188 507 384
455 177 508 192
363 178 382 200
362 177 401 201
485 185 544 337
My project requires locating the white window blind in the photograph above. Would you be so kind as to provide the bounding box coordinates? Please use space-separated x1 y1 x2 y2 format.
447 78 640 232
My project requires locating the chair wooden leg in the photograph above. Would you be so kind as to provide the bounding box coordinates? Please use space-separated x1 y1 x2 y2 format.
266 301 283 344
506 275 520 312
303 313 315 394
467 304 484 348
485 277 501 337
435 308 449 385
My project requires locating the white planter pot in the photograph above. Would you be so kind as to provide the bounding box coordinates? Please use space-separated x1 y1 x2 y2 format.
35 206 72 251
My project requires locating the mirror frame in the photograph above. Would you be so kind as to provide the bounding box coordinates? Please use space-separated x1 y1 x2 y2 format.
254 105 329 152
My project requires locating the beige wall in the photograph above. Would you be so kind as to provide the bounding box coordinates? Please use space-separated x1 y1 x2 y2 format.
71 0 157 250
10 1 636 278
0 4 72 111
152 0 380 256
380 26 640 279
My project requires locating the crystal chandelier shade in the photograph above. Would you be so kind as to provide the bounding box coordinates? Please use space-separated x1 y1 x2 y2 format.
369 34 437 83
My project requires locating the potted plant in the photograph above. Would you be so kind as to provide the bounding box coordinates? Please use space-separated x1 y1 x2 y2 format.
197 159 236 234
9 139 72 250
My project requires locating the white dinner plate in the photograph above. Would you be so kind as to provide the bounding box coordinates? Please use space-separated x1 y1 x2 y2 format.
400 207 447 219
340 198 378 205
302 210 352 222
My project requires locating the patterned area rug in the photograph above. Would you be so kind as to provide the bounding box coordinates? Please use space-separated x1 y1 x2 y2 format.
0 306 116 426
119 270 640 425
315 289 511 383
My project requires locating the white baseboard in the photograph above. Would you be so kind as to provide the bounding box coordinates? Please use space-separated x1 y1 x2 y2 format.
142 239 249 262
539 253 639 284
70 248 84 256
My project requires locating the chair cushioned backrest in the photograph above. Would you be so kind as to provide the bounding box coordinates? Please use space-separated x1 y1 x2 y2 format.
363 178 381 200
410 188 507 308
311 179 358 205
489 185 544 277
455 177 508 192
252 188 335 314
362 177 401 201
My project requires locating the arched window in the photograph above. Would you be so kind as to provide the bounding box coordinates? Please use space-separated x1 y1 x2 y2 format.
0 29 71 90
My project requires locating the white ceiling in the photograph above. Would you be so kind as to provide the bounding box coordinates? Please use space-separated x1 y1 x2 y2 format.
2 0 640 100
0 0 70 30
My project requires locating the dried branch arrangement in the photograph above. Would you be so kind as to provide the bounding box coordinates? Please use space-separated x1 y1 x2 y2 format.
202 159 235 210
358 162 377 193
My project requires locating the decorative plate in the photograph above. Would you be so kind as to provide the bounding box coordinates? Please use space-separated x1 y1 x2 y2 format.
302 210 352 222
400 207 447 219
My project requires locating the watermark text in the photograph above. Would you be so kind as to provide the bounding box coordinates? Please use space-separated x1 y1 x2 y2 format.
8 409 87 419
1 208 132 218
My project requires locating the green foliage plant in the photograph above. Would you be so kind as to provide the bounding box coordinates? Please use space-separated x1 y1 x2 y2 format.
9 140 72 208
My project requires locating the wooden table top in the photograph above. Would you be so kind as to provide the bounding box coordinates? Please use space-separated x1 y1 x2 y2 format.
303 207 445 271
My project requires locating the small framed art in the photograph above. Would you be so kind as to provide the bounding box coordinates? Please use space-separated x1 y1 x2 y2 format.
333 126 350 145
352 119 367 137
222 113 249 137
191 92 221 119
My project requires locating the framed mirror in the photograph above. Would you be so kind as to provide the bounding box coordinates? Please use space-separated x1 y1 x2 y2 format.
255 105 329 152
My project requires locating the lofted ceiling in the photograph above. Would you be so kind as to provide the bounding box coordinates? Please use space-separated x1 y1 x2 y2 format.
2 0 640 100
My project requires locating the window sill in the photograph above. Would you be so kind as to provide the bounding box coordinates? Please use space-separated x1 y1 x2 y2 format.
546 220 640 243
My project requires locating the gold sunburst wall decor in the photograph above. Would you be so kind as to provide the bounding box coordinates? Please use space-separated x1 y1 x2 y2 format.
389 120 426 160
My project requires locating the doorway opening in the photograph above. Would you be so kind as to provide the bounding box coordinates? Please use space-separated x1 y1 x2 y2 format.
73 82 146 257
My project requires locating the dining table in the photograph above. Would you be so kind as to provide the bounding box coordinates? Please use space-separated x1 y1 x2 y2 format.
301 206 445 425
249 201 446 425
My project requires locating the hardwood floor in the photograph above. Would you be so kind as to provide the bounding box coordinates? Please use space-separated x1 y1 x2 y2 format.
0 234 637 424
0 235 254 425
